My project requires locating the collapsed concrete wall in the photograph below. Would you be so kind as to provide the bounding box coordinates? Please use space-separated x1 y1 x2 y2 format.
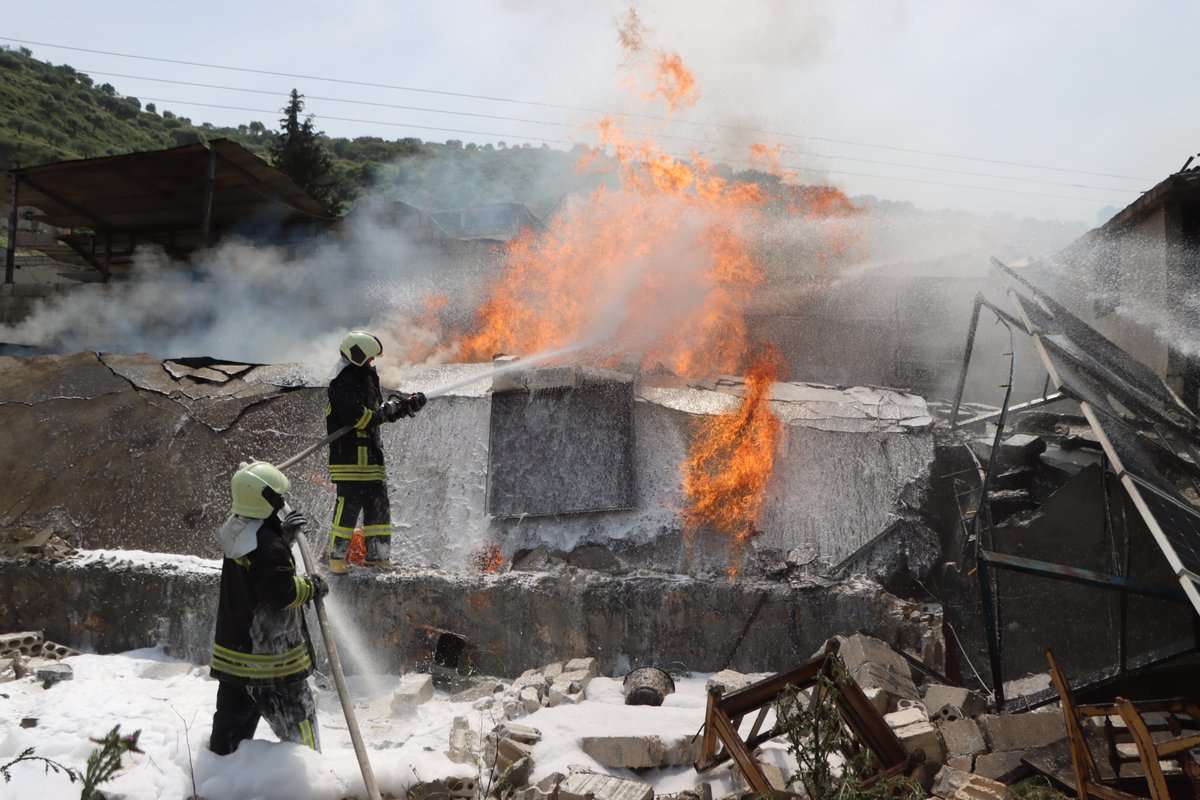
0 353 935 574
0 550 938 677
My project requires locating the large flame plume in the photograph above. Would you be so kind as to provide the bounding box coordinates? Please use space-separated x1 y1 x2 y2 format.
682 347 784 544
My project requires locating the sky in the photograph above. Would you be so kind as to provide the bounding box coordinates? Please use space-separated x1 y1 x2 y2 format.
5 0 1197 225
0 553 780 800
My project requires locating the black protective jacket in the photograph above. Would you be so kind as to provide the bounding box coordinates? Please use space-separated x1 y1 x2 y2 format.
326 361 387 483
210 516 317 686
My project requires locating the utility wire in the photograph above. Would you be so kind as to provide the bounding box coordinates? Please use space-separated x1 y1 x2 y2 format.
91 68 1139 194
138 95 1128 205
4 35 1154 182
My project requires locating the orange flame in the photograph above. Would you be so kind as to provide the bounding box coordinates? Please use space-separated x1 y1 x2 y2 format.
683 347 784 542
476 543 505 573
347 527 366 566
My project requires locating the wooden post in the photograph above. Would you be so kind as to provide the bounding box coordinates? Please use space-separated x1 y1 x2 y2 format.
5 174 18 285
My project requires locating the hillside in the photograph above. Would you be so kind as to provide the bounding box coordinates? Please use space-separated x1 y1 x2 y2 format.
0 45 597 216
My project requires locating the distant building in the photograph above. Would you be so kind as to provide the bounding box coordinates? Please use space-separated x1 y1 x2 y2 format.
1058 161 1200 409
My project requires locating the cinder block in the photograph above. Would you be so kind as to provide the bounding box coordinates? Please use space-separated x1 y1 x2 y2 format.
392 672 434 714
0 631 44 658
979 712 1065 752
447 716 480 764
997 434 1046 465
563 657 598 677
973 751 1030 784
931 766 1015 800
852 661 921 711
580 735 698 769
923 685 986 719
838 633 913 678
557 669 593 690
885 707 945 764
548 682 584 706
946 755 975 773
560 771 654 800
520 686 542 714
706 669 755 695
936 718 987 758
493 722 542 745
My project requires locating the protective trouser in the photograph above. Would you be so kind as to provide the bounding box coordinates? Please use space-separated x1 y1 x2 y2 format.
208 680 320 755
328 480 391 571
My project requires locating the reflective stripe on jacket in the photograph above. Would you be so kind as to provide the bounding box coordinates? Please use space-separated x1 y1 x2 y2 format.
327 362 387 483
210 517 316 686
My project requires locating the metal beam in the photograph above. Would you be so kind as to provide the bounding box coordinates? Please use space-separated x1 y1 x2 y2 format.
954 392 1068 427
1003 285 1200 618
979 549 1188 602
4 175 16 284
950 295 983 428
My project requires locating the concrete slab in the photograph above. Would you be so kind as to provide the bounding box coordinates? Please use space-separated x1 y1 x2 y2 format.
487 374 636 517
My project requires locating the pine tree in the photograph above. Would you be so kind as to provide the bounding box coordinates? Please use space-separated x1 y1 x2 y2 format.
269 89 336 212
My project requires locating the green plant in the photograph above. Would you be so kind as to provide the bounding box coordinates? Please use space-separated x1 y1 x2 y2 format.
80 725 143 800
775 659 922 800
1013 775 1070 800
0 747 79 786
0 725 142 799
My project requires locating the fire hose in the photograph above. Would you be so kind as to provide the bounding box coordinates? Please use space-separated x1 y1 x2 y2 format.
294 532 382 800
273 419 380 800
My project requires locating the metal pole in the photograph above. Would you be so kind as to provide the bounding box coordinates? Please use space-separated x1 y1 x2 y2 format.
950 295 984 428
294 533 382 800
5 175 18 285
201 147 217 246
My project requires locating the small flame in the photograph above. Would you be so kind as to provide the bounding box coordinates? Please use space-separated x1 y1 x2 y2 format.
347 527 366 565
476 543 505 572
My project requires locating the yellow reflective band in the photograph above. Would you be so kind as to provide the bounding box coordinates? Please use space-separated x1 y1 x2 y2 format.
300 719 316 751
357 446 368 466
211 643 312 679
331 496 347 528
324 401 332 417
284 576 310 610
233 556 251 569
354 408 373 430
362 525 391 537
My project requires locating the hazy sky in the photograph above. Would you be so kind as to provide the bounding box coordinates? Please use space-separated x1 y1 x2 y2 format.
6 1 1196 224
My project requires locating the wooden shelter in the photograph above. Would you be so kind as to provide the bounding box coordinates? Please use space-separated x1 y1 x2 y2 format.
2 139 334 282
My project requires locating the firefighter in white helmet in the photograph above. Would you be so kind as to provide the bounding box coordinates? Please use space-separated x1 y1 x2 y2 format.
325 330 425 573
209 460 327 755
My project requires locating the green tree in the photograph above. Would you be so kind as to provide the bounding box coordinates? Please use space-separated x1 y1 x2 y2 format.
268 89 336 212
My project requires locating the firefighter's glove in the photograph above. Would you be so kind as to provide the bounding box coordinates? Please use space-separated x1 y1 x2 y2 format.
408 392 427 413
380 396 405 423
308 574 329 601
281 509 307 537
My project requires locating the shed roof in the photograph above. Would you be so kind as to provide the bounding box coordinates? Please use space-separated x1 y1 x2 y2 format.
1 139 333 277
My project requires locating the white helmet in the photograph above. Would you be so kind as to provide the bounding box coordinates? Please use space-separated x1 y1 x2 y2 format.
230 461 290 519
340 330 383 366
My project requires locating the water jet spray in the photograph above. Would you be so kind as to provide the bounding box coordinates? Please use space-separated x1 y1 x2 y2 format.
278 338 599 471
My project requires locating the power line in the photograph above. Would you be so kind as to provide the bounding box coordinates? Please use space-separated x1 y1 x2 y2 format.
4 35 1155 183
91 68 1139 194
137 95 1129 205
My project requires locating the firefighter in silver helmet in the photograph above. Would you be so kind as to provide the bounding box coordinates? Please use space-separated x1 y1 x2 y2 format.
209 460 327 755
325 330 425 573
